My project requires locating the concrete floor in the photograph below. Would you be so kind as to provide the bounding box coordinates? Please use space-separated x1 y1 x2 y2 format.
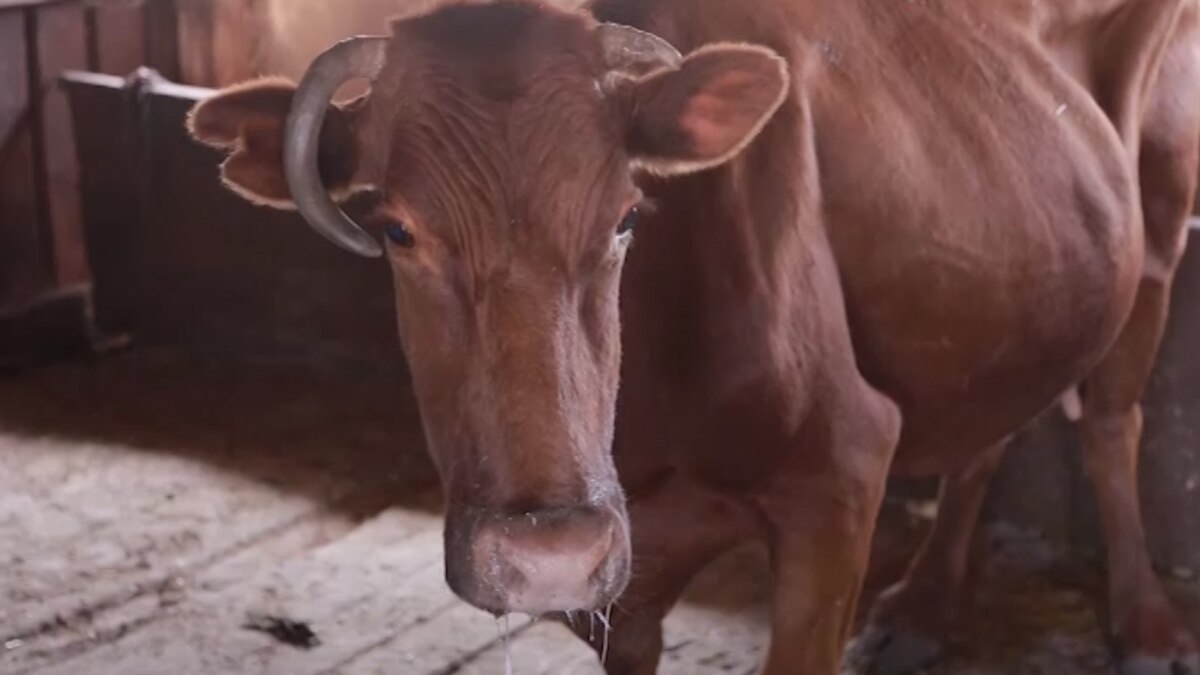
1 350 1197 674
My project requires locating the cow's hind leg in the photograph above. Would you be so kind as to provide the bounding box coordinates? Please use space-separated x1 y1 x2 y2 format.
846 443 1005 675
1078 203 1199 672
566 476 756 675
1081 394 1199 675
1081 10 1200 673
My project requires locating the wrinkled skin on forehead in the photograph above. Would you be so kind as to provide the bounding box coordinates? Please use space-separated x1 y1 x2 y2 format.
372 4 634 514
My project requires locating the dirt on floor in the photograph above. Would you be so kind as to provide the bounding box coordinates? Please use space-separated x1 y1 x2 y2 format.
0 349 1196 675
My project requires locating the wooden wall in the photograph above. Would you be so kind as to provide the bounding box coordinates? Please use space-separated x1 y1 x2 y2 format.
0 0 177 366
63 72 405 373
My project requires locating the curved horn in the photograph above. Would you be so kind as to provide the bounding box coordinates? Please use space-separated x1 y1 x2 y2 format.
285 36 388 258
596 23 682 73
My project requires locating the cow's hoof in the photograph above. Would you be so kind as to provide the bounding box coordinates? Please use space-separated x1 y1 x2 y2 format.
845 623 944 675
1118 654 1200 675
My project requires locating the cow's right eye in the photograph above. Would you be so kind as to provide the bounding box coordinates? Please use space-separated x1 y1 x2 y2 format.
617 207 640 237
385 222 416 248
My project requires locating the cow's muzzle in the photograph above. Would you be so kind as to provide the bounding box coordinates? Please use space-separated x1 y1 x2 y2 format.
447 504 631 615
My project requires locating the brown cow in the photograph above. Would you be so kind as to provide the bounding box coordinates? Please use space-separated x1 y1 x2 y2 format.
187 0 1200 673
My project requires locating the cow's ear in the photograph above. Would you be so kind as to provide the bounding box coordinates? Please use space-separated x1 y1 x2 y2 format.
625 44 789 176
188 77 364 209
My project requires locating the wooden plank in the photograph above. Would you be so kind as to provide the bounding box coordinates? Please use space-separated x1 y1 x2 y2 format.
56 543 766 675
26 510 448 675
451 622 594 675
335 601 537 675
92 1 145 76
0 9 27 144
440 546 771 675
35 2 89 287
0 9 49 307
208 0 264 85
0 435 351 645
0 128 45 303
1 498 384 673
143 0 180 81
0 351 441 672
61 71 140 335
0 0 73 8
174 0 215 87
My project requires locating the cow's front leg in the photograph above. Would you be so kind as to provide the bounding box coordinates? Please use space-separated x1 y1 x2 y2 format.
759 385 901 675
567 475 758 675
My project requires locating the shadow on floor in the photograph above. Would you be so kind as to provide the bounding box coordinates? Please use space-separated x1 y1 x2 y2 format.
0 347 441 519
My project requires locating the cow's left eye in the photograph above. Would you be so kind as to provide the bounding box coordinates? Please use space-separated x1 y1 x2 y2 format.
385 222 415 248
617 207 639 236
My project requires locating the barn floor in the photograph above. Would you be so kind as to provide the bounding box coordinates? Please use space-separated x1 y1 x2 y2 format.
2 350 1198 675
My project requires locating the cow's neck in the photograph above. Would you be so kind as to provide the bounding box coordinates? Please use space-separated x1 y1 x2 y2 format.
602 0 871 490
616 66 843 456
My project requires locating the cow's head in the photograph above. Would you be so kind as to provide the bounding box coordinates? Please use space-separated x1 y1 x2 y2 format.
188 1 787 616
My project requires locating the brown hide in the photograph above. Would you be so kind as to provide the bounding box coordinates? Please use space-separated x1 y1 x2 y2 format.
189 1 1200 673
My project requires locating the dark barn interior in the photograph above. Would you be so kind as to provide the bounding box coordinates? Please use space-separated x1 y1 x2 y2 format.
1 1 1199 674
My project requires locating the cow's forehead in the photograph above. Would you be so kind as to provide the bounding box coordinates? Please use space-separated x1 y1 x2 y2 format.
390 0 599 83
368 3 628 262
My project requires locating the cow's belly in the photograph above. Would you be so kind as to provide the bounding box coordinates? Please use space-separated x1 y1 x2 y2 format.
838 224 1137 475
814 16 1143 474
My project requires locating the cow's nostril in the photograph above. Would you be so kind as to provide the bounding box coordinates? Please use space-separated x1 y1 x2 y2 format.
470 506 625 614
496 517 614 582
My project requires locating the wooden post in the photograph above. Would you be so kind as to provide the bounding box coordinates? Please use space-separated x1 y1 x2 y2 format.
34 1 89 287
144 0 181 81
0 5 50 305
